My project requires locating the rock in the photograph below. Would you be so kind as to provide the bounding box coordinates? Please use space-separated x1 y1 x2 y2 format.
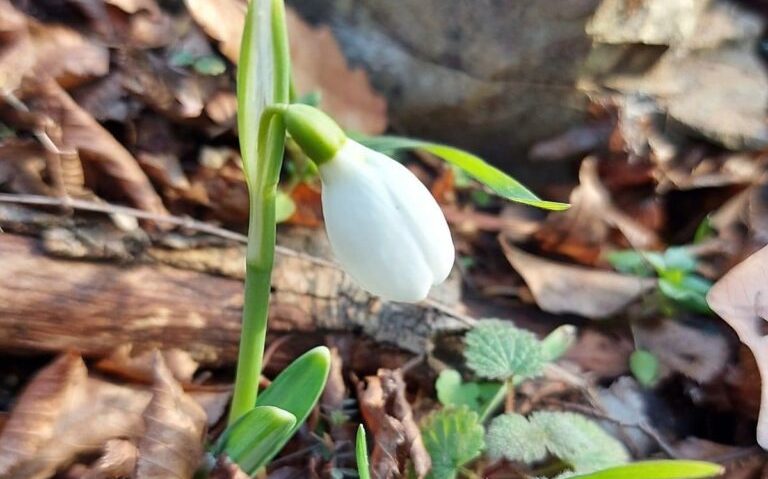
288 0 768 165
288 0 601 167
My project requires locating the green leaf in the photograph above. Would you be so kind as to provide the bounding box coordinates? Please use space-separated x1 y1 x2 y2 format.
662 247 698 273
486 413 548 463
540 325 577 362
630 349 659 387
356 425 371 479
421 407 485 479
169 50 196 67
567 460 723 479
658 275 712 314
464 319 544 381
275 190 296 223
215 406 296 474
606 250 655 277
255 346 331 464
435 369 502 413
530 411 629 474
359 136 569 211
194 55 227 76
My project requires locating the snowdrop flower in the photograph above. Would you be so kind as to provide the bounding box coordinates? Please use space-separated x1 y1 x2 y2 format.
284 105 455 302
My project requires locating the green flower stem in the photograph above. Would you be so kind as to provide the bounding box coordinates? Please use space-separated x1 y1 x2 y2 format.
229 0 291 426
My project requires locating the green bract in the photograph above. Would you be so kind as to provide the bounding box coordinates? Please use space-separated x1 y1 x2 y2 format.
421 407 485 479
283 104 346 164
464 320 544 381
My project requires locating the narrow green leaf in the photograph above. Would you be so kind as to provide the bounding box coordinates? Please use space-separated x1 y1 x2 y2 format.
567 460 723 479
215 406 296 474
254 346 331 463
356 425 371 479
629 349 659 387
359 135 568 211
194 55 227 76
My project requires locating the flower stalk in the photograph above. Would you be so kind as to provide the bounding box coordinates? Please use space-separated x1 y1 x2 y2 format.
229 0 291 425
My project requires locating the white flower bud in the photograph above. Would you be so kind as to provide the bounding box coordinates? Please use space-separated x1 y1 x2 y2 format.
319 139 455 302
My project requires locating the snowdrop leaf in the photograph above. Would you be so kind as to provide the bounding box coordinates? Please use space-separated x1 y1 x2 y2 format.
566 460 723 479
254 346 331 464
486 413 548 463
421 407 485 479
530 411 629 474
215 406 296 474
359 135 569 211
464 320 544 381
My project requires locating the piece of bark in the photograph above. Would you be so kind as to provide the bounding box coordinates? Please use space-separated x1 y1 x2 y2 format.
0 234 468 363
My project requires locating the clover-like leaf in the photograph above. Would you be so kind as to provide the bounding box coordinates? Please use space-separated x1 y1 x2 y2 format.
530 411 629 474
486 413 548 463
464 320 544 381
421 407 485 479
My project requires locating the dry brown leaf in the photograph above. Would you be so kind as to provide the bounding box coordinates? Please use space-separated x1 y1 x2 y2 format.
0 139 56 195
564 329 634 378
209 455 249 479
537 157 659 263
81 439 139 479
0 0 34 92
287 9 387 134
0 353 86 476
133 354 207 478
354 369 431 479
20 76 167 215
185 0 387 133
500 236 656 319
707 245 768 449
0 354 151 479
96 344 200 384
634 318 729 383
183 0 245 63
28 21 109 89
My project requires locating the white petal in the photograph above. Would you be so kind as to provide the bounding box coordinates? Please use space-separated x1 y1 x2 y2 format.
366 148 455 285
319 141 437 301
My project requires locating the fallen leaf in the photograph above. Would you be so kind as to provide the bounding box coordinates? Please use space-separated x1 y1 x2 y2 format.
96 344 200 384
210 455 249 479
183 0 245 63
0 0 35 92
0 354 151 479
28 21 109 89
81 439 138 479
185 0 387 133
17 76 167 215
133 354 207 478
287 9 387 134
537 157 659 263
0 139 56 195
707 244 768 449
354 369 431 479
633 318 729 383
500 236 656 319
564 329 634 378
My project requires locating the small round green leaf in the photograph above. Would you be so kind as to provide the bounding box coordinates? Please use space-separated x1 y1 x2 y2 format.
630 349 660 388
421 407 485 479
